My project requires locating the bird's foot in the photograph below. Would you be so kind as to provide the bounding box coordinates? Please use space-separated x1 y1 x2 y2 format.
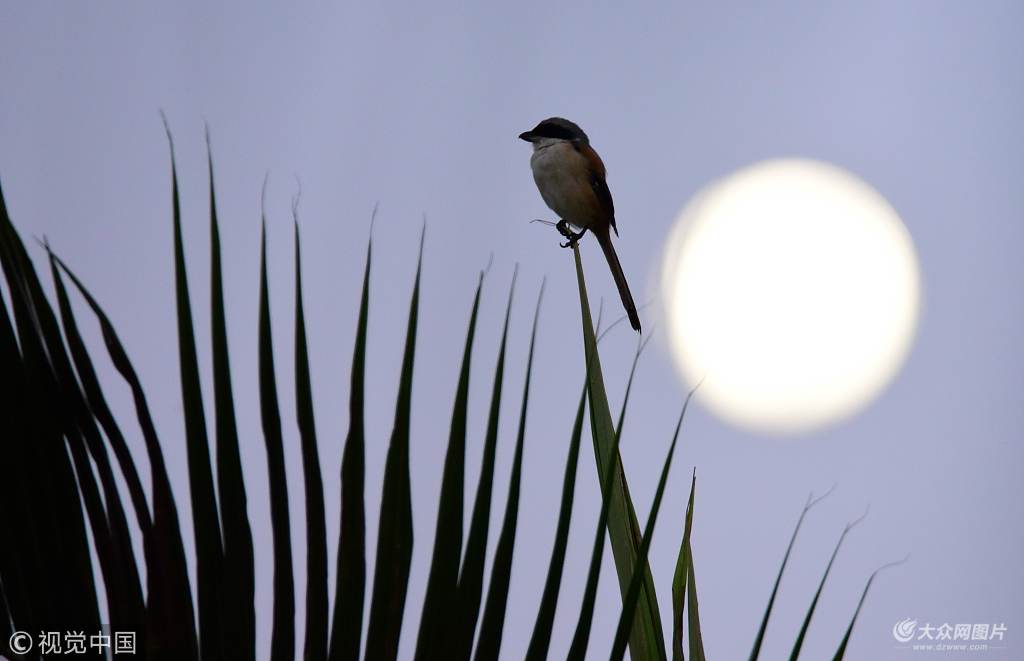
556 220 587 248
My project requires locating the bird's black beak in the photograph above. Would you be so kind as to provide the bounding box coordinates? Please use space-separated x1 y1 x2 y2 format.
518 131 536 142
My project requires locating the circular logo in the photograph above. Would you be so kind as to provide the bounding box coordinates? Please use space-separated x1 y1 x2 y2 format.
8 631 33 654
893 618 918 643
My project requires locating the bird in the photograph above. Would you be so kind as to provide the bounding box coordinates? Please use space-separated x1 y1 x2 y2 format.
519 117 641 332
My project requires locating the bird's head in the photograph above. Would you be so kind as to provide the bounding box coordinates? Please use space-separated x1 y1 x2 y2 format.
518 117 589 149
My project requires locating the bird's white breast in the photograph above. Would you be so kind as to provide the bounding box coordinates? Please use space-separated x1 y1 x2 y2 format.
529 140 595 228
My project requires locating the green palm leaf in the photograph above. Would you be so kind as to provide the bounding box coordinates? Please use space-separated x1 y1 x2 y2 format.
572 244 666 660
671 470 698 661
789 509 868 661
749 488 833 661
567 333 653 660
610 397 694 660
832 555 908 660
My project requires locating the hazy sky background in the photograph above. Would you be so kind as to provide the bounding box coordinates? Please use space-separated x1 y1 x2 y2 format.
2 2 1022 659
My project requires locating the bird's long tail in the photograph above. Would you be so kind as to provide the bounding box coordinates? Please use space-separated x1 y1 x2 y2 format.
595 228 641 332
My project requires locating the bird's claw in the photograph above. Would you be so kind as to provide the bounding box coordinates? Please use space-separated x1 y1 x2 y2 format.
555 220 585 249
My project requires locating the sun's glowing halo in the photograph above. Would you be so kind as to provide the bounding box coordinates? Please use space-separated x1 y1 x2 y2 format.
661 159 921 435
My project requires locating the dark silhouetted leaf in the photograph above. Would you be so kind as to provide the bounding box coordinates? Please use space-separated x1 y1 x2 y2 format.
524 381 587 661
46 250 151 537
46 248 147 641
365 228 424 661
832 555 907 660
164 118 224 660
259 221 295 661
749 488 833 661
49 250 198 659
328 233 372 661
449 269 516 658
414 272 483 660
789 509 868 661
207 131 256 661
1 189 102 637
294 219 329 661
474 280 544 661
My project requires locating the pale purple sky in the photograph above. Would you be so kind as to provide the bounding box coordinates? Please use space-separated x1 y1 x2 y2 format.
2 2 1022 659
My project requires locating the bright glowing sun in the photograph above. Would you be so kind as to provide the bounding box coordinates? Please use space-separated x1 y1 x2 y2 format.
661 159 921 435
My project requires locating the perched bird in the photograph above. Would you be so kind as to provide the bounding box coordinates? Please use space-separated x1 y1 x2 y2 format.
519 117 641 332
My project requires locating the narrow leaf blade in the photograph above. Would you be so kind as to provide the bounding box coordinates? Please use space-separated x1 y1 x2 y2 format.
365 229 424 660
671 471 699 661
572 245 666 660
610 402 691 660
749 490 832 661
414 273 483 659
524 382 587 661
450 271 516 658
473 280 544 660
294 220 329 661
789 511 867 661
164 120 224 660
50 252 198 659
259 223 295 661
207 133 256 660
567 333 653 660
328 236 372 661
832 556 907 661
685 538 706 661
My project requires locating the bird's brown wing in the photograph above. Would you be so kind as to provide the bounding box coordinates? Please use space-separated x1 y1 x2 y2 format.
576 142 617 235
